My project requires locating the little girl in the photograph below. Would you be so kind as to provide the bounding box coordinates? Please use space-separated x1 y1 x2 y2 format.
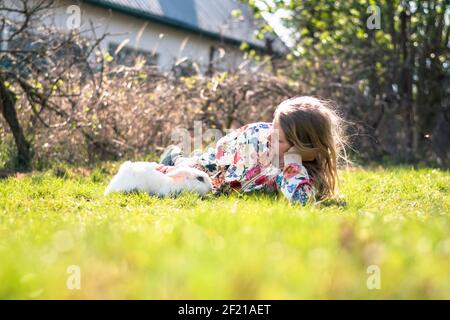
158 96 345 205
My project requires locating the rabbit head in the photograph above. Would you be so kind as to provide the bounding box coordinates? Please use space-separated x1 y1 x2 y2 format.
166 167 213 196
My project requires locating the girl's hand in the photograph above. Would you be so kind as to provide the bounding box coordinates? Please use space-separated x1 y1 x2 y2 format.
287 146 301 154
285 146 319 163
284 147 303 165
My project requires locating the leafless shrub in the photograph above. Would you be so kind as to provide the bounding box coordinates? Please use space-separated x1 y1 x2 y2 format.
1 57 300 165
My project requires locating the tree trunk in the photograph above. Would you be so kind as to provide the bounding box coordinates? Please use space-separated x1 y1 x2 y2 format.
0 79 31 170
399 9 417 161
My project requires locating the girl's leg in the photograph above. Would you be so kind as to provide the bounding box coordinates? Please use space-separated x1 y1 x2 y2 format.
160 145 205 168
160 145 182 166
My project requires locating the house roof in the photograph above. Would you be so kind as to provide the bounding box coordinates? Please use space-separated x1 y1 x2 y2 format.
82 0 288 53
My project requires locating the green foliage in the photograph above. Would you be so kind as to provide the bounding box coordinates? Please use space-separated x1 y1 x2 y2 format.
0 166 449 298
263 0 448 82
231 9 243 18
245 0 449 164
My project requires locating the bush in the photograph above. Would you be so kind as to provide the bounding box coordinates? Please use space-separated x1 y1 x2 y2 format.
1 63 299 167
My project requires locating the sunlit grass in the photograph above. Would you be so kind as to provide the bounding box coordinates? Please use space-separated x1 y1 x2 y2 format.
0 163 449 299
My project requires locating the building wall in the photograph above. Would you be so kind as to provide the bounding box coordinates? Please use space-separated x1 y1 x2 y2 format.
50 1 249 73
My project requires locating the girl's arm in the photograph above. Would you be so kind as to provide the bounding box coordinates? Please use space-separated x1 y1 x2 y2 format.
278 151 314 205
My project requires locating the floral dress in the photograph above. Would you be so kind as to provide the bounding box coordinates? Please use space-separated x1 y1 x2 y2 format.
162 122 315 205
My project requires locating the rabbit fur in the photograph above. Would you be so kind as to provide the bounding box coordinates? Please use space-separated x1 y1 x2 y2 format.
104 161 212 197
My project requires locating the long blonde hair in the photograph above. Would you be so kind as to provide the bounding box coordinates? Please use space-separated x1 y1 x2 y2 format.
274 96 347 200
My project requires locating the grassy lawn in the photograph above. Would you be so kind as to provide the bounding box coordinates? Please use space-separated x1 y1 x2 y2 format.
0 164 448 299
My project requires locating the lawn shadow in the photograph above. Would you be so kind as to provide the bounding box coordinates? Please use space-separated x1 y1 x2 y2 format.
316 197 348 208
0 168 17 180
0 166 34 180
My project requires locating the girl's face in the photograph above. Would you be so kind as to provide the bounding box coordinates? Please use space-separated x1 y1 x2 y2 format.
269 118 292 157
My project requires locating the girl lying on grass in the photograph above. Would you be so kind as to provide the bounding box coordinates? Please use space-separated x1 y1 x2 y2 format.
158 96 346 205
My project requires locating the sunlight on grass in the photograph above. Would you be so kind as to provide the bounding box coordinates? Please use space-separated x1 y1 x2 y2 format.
0 165 449 299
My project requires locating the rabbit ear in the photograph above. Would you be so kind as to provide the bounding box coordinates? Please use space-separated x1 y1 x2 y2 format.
168 172 188 183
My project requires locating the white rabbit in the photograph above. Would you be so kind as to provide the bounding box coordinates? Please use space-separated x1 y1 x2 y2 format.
104 161 212 197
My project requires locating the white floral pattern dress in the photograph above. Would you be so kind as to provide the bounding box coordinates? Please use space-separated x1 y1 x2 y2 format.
160 122 315 205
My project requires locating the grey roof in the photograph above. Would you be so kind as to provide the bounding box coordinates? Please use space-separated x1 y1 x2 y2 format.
83 0 287 52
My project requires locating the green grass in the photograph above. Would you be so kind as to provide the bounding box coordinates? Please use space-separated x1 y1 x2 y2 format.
0 163 449 299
